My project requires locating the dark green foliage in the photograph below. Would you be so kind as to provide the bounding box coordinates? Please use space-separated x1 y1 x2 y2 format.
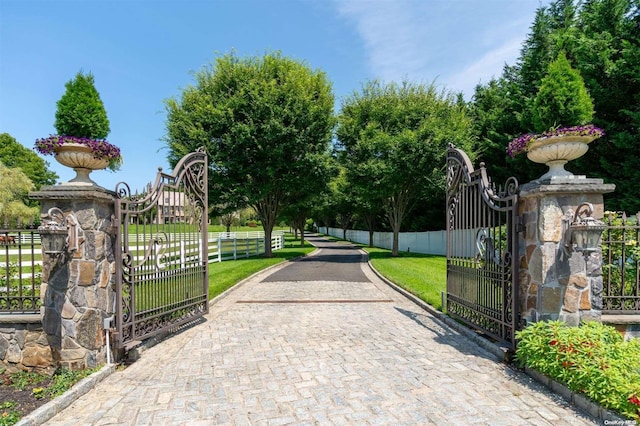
54 71 110 139
164 51 335 256
0 133 57 189
473 0 640 211
532 51 594 131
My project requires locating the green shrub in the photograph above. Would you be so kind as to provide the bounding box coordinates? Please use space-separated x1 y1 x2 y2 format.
44 367 98 398
55 71 110 139
532 51 594 132
515 321 640 420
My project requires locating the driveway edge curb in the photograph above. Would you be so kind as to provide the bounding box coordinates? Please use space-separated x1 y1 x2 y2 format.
15 364 116 426
366 257 628 424
365 258 510 362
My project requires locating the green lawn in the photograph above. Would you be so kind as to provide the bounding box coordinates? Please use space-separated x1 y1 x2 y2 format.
207 233 447 311
363 246 446 310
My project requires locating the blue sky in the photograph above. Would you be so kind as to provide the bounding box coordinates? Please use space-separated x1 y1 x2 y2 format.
1 0 548 192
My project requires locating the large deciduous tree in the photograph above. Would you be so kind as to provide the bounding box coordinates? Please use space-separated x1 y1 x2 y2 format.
0 133 58 189
164 51 335 256
336 80 475 256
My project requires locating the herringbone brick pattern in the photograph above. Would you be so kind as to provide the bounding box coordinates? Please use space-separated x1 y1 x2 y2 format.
45 238 596 425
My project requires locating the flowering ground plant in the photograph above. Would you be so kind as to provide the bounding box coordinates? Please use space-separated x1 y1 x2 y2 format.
515 320 640 421
506 124 605 159
34 135 123 172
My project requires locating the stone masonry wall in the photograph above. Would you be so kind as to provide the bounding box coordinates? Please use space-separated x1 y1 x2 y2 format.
518 178 614 326
31 186 118 370
0 316 54 373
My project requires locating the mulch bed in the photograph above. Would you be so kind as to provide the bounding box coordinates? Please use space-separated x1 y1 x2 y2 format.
0 371 53 419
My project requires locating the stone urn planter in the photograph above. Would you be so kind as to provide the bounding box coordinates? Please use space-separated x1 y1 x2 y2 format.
54 143 110 186
526 134 596 180
507 125 605 181
35 135 122 187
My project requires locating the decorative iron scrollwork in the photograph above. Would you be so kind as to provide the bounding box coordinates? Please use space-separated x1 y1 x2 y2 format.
446 146 519 348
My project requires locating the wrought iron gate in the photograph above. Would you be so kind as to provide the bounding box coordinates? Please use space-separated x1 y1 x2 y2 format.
114 149 208 348
445 145 520 348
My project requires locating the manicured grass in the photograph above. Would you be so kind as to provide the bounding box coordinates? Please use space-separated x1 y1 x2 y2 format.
208 233 315 298
361 246 447 311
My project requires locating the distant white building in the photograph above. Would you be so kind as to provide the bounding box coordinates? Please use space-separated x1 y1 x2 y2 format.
157 190 187 224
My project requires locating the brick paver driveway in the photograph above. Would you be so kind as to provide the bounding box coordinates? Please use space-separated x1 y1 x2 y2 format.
45 235 597 425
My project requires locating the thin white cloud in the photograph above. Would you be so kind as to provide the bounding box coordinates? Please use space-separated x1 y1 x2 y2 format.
332 0 543 97
333 0 431 83
447 37 524 98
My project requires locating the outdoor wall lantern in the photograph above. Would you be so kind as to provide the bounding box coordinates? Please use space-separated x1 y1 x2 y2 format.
38 207 79 256
566 202 606 255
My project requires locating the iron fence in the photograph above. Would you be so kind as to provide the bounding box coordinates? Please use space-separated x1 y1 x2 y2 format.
602 212 640 313
0 224 42 314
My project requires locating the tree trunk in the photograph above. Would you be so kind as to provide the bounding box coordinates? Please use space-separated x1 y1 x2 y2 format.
293 214 306 248
385 189 411 257
391 223 400 257
264 225 274 257
364 212 376 248
254 193 280 258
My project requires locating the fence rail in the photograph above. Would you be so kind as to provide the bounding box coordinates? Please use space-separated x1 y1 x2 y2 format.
602 212 640 313
209 231 284 262
319 227 446 255
0 229 41 314
1 228 285 314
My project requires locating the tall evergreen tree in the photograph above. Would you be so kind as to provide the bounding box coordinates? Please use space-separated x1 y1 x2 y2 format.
472 0 640 211
532 51 595 131
55 71 110 139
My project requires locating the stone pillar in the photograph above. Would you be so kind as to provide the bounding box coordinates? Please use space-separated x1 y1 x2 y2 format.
30 186 117 369
518 177 615 326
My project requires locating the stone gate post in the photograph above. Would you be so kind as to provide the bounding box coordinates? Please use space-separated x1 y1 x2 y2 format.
30 186 117 369
518 177 615 326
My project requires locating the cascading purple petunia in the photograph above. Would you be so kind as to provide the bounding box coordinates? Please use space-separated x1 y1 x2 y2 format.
506 124 605 159
34 135 123 171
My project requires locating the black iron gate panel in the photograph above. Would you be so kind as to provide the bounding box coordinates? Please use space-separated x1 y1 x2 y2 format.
446 145 520 348
114 149 208 349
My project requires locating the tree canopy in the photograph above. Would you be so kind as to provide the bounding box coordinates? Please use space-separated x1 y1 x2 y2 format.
0 163 39 225
472 0 640 212
336 80 475 255
164 51 335 256
161 0 640 238
0 133 58 189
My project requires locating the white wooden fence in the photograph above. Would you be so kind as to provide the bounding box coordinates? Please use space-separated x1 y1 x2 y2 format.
319 227 446 255
1 230 285 265
208 231 284 262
